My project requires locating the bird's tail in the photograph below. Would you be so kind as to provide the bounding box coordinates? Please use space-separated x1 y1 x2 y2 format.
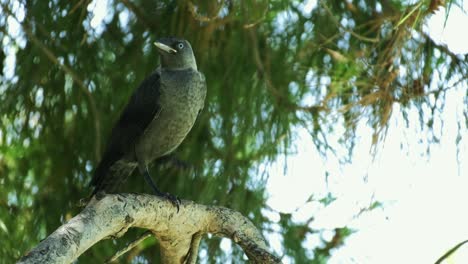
90 160 137 196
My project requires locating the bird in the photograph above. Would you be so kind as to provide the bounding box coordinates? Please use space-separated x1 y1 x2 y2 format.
89 37 206 211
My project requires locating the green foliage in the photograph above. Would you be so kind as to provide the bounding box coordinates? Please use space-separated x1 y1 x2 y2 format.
0 0 466 263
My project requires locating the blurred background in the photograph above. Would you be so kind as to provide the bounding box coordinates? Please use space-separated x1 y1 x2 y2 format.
0 0 467 263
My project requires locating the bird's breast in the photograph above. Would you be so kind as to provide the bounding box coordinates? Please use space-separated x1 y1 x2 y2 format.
135 69 206 163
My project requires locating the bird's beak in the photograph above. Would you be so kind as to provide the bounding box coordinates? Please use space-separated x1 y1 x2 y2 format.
154 42 177 54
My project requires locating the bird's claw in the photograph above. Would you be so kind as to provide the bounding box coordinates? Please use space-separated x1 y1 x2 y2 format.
162 192 181 212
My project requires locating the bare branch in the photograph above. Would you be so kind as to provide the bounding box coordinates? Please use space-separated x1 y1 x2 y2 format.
187 1 226 23
105 231 152 263
17 194 281 264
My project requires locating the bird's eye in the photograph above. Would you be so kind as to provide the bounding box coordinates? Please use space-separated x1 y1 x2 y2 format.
177 43 184 50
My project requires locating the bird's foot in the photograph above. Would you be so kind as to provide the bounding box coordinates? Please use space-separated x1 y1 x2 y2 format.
141 168 181 212
159 192 181 212
77 198 90 208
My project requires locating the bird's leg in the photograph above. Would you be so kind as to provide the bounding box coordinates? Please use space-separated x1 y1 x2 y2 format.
142 169 164 196
139 164 181 212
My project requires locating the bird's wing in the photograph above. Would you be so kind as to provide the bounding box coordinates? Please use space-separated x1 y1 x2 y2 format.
90 71 161 192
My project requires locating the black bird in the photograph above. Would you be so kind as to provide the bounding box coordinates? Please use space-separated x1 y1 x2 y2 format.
90 37 206 210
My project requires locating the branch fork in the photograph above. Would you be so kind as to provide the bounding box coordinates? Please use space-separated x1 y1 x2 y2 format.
18 194 281 264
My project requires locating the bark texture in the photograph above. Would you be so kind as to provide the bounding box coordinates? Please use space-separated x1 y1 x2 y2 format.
17 194 281 264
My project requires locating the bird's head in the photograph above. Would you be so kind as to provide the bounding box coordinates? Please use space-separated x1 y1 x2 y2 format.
154 37 197 70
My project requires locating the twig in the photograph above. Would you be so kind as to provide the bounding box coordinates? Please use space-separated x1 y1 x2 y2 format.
394 2 423 28
188 1 227 23
105 231 152 263
320 2 379 43
435 240 468 264
243 2 268 29
119 0 155 30
69 0 85 15
185 232 203 264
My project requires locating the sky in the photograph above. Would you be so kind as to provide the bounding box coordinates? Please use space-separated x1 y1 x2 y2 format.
265 1 468 263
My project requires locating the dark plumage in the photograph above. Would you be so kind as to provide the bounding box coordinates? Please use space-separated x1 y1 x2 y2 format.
90 37 206 209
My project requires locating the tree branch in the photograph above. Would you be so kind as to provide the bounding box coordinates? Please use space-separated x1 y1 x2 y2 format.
118 0 157 30
105 230 152 263
17 194 281 264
